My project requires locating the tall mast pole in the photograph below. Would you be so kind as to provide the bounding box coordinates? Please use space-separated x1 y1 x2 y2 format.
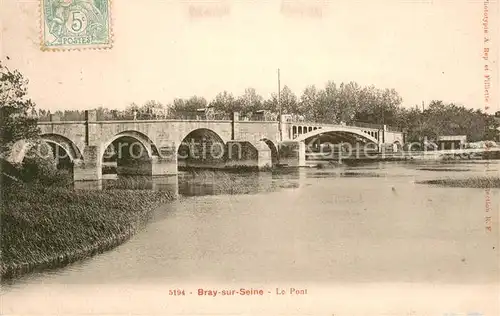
278 68 282 141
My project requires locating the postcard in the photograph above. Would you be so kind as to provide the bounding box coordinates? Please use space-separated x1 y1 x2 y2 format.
1 0 498 315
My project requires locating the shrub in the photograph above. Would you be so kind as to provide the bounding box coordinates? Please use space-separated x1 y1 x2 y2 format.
17 146 73 187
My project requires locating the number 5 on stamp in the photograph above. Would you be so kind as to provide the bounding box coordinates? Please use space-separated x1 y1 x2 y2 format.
41 0 112 50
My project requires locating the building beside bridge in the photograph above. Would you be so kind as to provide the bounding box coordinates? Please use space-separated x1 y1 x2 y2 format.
437 135 467 150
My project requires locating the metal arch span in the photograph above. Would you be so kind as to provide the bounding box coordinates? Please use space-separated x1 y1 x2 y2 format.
294 126 379 144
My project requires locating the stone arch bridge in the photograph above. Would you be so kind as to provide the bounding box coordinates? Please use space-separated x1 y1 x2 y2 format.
8 111 405 181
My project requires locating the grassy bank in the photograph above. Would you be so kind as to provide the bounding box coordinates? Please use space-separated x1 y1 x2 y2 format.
418 176 500 188
0 183 175 281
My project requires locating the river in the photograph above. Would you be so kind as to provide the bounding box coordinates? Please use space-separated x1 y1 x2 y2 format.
2 161 499 316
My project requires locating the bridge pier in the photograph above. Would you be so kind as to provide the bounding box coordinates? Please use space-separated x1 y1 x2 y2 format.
73 146 102 181
151 155 178 176
74 152 178 182
278 141 306 167
226 141 272 170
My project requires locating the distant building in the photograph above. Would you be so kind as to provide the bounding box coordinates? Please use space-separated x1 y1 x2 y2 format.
437 135 467 150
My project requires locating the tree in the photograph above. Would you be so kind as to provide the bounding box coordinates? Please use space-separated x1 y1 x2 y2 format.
125 103 140 119
61 110 85 121
315 81 339 123
168 96 208 119
0 60 39 155
237 88 264 118
95 106 110 120
299 85 321 121
333 82 362 124
378 88 403 125
280 86 299 115
185 96 207 111
141 100 165 119
209 91 241 116
263 93 279 114
353 86 402 125
398 100 494 142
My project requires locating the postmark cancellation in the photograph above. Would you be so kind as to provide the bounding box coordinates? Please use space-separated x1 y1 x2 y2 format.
41 0 112 51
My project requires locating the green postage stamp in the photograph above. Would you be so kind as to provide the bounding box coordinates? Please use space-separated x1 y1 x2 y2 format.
41 0 112 50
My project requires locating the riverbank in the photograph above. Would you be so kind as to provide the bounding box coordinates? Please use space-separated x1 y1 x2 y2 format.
306 147 500 164
0 183 176 281
418 176 500 188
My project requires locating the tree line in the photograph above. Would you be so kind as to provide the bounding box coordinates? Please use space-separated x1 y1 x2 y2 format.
37 83 404 124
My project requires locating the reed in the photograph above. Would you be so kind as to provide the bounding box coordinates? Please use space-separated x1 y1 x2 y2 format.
418 176 500 188
0 183 175 281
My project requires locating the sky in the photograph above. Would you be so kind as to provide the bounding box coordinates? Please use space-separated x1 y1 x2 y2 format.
2 0 499 112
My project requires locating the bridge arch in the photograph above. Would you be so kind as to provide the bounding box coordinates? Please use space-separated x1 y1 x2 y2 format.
177 128 226 167
101 131 158 176
101 130 156 160
7 134 82 165
40 133 83 161
260 138 279 165
294 126 379 144
177 128 227 151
